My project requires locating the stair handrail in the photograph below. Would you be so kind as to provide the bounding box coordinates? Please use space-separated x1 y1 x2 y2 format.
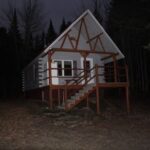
66 66 96 86
66 69 85 85
64 65 98 101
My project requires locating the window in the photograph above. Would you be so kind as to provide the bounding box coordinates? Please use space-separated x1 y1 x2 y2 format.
54 60 74 77
64 61 72 76
55 61 62 76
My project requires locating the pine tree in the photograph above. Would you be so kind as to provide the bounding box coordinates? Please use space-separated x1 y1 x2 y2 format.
93 0 112 28
41 32 46 49
0 27 9 98
34 32 45 55
46 19 57 45
7 9 23 96
59 18 67 34
8 9 23 70
108 0 150 94
93 0 103 24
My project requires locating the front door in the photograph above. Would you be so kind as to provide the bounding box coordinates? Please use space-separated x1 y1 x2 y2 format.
81 58 94 84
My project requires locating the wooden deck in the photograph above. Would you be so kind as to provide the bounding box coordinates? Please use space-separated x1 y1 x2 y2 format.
98 82 128 88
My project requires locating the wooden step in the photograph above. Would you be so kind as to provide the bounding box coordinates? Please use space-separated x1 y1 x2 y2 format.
57 84 96 111
65 85 96 111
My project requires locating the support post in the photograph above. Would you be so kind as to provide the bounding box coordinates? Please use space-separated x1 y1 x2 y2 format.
112 55 117 82
126 86 130 114
95 64 100 115
58 88 61 106
86 95 89 108
65 84 68 105
42 90 44 102
96 87 100 115
125 64 130 114
48 51 53 109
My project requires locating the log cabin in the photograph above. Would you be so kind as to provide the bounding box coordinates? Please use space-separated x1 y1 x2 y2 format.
23 10 130 114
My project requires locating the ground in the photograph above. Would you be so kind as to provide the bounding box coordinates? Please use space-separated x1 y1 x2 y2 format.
0 99 150 150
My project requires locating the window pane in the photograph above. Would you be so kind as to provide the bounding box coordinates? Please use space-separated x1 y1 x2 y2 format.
54 61 62 76
57 61 62 76
64 61 72 76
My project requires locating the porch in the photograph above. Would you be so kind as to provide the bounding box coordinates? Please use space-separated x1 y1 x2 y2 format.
41 49 130 114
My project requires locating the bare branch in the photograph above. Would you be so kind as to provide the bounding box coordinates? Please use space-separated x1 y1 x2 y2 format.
0 0 15 26
18 0 44 36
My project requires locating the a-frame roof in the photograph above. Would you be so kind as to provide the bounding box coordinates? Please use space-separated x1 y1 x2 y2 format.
24 10 124 70
43 9 124 59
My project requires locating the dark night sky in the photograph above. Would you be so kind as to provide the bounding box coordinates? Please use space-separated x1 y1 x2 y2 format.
0 0 94 32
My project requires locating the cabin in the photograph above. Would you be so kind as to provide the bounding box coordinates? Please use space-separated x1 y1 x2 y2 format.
23 10 130 114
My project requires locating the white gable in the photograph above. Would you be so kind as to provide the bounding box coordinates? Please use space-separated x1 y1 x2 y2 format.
43 10 124 60
24 10 124 70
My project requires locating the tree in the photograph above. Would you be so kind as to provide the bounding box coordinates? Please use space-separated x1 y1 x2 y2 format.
8 9 22 69
46 19 57 46
108 0 150 94
93 0 103 24
0 27 9 98
72 0 112 28
0 0 46 97
19 0 44 65
7 9 23 96
19 0 43 36
59 18 67 34
34 32 45 55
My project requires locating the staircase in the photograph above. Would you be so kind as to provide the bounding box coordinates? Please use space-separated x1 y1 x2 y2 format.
65 83 96 111
57 83 96 111
57 65 98 111
57 63 128 113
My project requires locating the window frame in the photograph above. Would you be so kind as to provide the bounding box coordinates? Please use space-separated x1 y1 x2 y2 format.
53 59 74 77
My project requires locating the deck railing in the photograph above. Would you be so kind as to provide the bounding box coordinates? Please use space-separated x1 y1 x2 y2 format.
40 63 128 85
40 62 128 106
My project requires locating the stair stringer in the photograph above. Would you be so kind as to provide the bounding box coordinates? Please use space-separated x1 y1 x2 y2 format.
65 85 96 111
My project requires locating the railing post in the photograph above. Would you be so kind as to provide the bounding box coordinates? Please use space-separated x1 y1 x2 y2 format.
58 88 61 106
125 64 130 114
125 64 129 83
83 55 87 84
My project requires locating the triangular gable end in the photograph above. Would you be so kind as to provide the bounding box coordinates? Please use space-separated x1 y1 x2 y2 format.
43 10 124 60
